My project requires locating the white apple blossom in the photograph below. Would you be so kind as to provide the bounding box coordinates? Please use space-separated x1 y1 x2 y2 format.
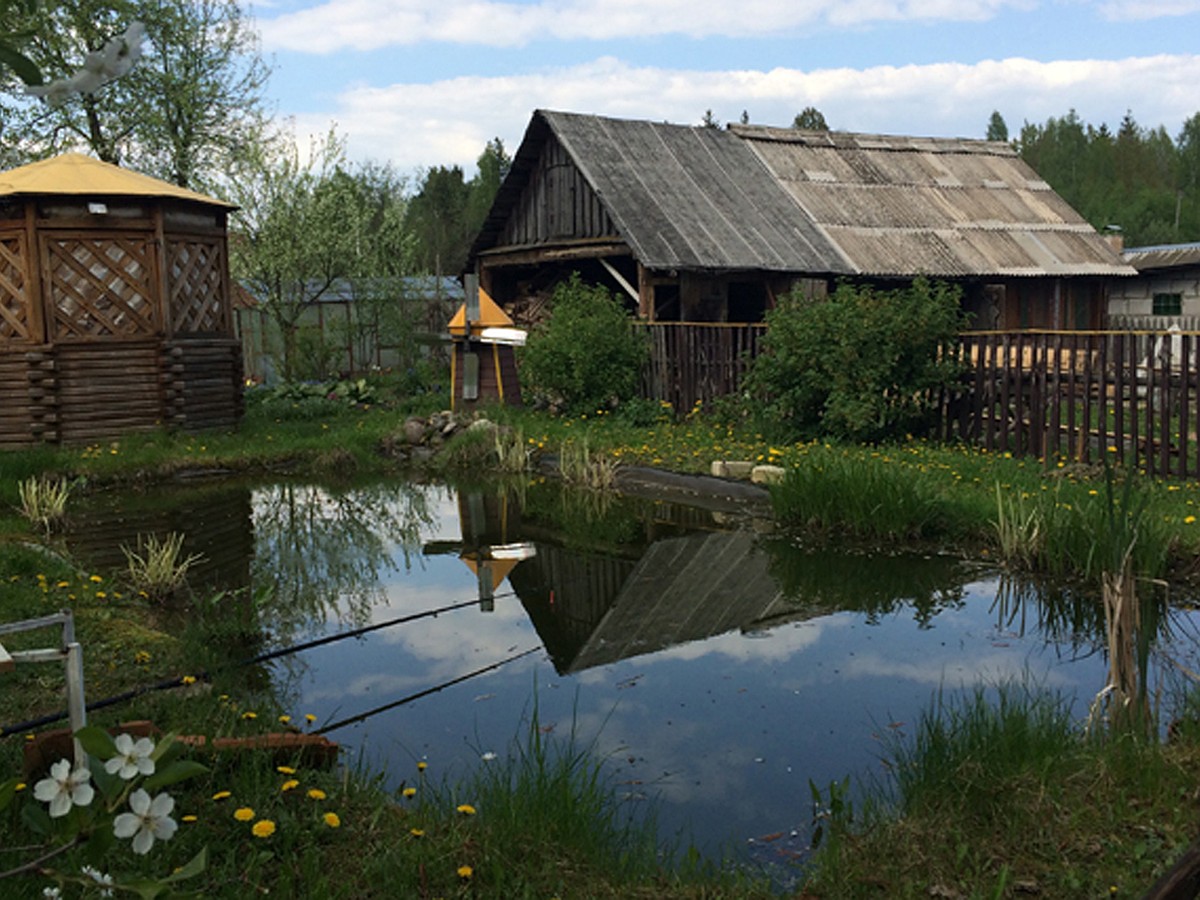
113 788 178 855
104 733 156 781
25 21 145 106
32 759 94 818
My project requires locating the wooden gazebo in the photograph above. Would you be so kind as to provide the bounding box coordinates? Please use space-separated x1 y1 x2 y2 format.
0 153 243 446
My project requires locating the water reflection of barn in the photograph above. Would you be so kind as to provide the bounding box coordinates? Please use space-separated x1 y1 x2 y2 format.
0 154 241 446
514 530 811 673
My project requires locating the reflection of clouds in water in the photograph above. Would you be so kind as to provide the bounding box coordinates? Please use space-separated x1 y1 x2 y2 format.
654 617 847 664
840 650 1079 690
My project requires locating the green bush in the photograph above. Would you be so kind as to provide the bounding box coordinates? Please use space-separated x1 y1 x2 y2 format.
519 274 648 416
745 278 968 443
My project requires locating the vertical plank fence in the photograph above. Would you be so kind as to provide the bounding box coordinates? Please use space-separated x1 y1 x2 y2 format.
944 330 1200 478
637 323 1200 480
638 322 766 413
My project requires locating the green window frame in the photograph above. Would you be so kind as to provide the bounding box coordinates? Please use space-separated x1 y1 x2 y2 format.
1152 292 1182 316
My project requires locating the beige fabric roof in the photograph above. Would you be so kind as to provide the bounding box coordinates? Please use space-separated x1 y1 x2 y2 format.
0 153 235 208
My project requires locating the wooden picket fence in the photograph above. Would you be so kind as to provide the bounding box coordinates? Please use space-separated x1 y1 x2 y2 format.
638 322 1200 478
942 330 1200 478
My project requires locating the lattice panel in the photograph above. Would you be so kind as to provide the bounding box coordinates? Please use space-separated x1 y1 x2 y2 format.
0 232 32 341
168 238 227 334
45 235 158 339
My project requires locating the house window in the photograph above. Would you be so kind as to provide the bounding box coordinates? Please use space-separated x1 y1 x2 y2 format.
1153 292 1182 316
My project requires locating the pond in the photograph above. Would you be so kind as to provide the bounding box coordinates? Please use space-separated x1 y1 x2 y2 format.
64 473 1200 875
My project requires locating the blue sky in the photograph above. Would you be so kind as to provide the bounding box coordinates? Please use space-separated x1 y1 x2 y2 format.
248 0 1200 175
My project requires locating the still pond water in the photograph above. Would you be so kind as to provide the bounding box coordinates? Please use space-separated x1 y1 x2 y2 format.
65 474 1200 869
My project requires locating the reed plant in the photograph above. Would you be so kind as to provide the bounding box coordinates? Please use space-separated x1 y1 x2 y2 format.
16 475 71 535
122 531 204 601
559 437 619 489
492 426 532 473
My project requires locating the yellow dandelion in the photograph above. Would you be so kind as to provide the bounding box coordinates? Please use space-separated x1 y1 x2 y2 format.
1187 516 1197 525
281 779 300 792
410 828 425 837
234 807 255 822
182 815 198 823
252 819 276 838
307 789 327 800
241 711 257 720
89 575 103 583
322 812 341 828
181 675 196 685
402 787 417 799
304 713 317 724
211 790 231 801
276 765 296 775
457 865 473 880
15 782 26 791
456 803 477 816
417 761 427 772
278 715 291 724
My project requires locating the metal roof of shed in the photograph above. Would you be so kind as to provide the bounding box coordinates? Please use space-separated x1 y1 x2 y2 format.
1123 242 1200 271
731 125 1132 278
473 111 1134 279
0 153 235 208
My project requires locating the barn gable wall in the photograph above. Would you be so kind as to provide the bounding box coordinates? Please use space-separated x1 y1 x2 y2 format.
499 134 617 247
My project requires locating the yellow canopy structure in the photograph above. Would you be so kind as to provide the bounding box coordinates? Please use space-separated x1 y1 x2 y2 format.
448 286 514 337
0 153 235 208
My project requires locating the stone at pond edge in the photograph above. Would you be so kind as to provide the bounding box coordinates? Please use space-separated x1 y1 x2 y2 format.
751 465 786 485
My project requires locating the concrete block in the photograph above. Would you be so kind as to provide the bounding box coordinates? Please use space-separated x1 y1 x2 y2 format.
710 460 756 479
751 464 786 485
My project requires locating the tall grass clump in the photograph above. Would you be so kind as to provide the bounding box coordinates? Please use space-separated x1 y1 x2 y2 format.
122 531 204 601
16 475 72 535
466 708 660 885
493 427 532 473
559 438 619 490
769 450 969 540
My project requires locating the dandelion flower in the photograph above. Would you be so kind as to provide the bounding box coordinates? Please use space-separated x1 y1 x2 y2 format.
234 806 255 822
417 761 427 772
307 789 327 800
456 803 477 816
278 715 291 724
33 759 94 818
211 790 231 801
304 713 317 724
252 819 276 838
322 812 340 828
113 789 177 855
276 765 296 775
241 711 257 721
457 865 473 879
181 814 198 823
402 787 416 799
281 779 299 792
410 828 425 837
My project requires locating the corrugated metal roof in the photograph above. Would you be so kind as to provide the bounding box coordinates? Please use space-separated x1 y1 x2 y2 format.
471 111 1135 279
0 153 235 208
537 110 850 273
733 125 1133 278
1123 242 1200 271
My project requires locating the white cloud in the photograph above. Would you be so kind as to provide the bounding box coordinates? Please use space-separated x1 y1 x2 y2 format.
1099 0 1200 19
286 53 1200 172
259 0 1028 52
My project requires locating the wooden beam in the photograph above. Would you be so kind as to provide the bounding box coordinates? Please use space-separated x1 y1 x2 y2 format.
599 258 638 304
478 241 631 269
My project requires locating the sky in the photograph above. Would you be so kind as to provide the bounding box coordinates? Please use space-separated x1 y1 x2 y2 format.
247 0 1200 177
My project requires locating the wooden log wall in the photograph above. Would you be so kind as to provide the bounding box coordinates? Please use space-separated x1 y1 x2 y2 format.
0 337 242 446
638 322 766 413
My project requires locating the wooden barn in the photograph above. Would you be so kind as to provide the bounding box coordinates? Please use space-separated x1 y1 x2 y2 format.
0 153 242 447
467 110 1134 329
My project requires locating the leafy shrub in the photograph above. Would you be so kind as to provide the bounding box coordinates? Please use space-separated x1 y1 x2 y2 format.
520 274 648 416
744 278 968 443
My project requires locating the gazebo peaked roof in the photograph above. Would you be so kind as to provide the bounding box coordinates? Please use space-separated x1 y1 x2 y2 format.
0 152 235 209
